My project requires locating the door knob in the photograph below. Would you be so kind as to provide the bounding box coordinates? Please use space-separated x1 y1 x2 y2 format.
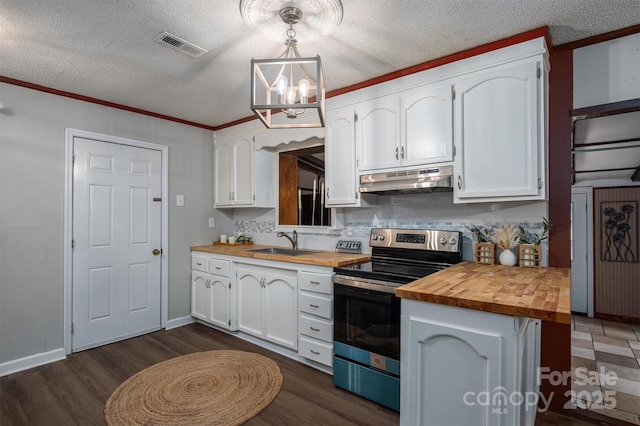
153 249 161 255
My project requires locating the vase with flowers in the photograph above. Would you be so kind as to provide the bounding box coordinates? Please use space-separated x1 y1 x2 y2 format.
491 223 520 266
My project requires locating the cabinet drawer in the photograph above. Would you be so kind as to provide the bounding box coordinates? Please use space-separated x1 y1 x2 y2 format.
209 258 230 277
299 292 332 320
192 254 209 272
299 271 333 294
299 335 333 367
299 314 332 342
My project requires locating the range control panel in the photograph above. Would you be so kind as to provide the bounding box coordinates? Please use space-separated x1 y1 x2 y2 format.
369 228 460 253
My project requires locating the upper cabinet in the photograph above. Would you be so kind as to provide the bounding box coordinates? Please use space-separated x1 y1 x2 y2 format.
402 83 454 167
453 58 546 203
325 106 360 207
357 95 402 171
214 131 275 208
356 82 454 173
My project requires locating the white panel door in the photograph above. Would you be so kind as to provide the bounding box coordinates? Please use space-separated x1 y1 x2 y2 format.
571 192 589 314
72 137 162 351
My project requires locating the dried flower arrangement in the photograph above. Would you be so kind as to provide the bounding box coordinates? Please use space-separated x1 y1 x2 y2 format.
491 223 520 250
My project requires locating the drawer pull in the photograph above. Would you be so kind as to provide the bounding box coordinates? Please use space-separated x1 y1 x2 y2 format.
309 304 319 308
196 262 202 266
310 327 320 332
310 350 320 355
310 280 320 285
215 267 221 270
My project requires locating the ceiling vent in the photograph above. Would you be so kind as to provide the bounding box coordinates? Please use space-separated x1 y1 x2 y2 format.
153 31 208 58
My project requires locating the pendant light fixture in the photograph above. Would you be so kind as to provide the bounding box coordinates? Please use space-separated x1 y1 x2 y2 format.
241 0 343 129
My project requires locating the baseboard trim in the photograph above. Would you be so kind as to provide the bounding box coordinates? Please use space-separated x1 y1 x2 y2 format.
165 315 196 330
0 348 66 377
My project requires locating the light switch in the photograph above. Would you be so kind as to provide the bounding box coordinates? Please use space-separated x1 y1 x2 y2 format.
208 218 215 228
176 194 184 206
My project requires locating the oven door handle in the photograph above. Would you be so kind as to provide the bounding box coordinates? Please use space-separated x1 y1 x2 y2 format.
332 274 400 294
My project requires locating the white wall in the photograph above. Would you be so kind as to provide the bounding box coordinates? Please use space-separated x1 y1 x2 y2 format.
573 32 640 108
0 83 232 365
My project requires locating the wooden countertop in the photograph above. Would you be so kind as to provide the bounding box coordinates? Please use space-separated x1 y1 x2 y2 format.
190 244 370 268
395 261 571 324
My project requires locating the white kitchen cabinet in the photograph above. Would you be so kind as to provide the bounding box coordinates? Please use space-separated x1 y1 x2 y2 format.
191 253 233 330
401 299 540 426
214 132 275 208
297 270 334 367
402 83 454 166
453 58 546 203
236 263 298 350
325 106 359 207
357 95 402 171
357 83 453 174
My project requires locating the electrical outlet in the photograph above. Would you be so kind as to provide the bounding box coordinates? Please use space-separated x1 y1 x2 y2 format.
208 218 215 228
176 194 184 206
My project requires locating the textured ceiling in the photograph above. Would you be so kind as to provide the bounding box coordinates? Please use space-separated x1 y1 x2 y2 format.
1 1 639 128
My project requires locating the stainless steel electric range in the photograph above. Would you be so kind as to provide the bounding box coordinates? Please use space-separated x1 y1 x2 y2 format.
332 228 462 411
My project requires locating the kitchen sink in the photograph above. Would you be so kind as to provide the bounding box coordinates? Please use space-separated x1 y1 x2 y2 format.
250 247 320 256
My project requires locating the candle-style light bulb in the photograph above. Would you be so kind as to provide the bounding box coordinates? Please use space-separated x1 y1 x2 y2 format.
298 79 310 103
286 86 297 105
275 75 288 103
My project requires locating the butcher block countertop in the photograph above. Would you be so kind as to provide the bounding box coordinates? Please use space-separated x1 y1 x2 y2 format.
190 244 370 268
395 261 571 324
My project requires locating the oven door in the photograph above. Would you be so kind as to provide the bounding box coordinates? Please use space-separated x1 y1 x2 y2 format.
333 276 401 361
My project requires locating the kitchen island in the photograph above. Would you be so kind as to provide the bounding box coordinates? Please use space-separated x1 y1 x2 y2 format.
396 262 570 426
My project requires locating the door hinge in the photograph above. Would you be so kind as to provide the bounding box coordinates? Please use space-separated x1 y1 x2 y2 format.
228 320 231 326
356 191 359 199
72 154 75 165
354 111 358 122
228 283 231 289
453 146 457 157
537 67 541 79
71 239 75 250
253 194 255 201
451 86 456 100
538 178 543 189
71 323 74 335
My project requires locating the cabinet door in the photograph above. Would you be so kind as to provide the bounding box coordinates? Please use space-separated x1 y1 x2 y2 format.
404 316 502 426
403 84 453 166
263 269 298 349
325 107 359 206
191 271 211 321
214 140 234 206
233 136 254 205
236 267 264 337
454 60 541 201
358 96 401 171
209 275 231 329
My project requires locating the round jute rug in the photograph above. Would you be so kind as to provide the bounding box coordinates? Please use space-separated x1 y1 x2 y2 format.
104 350 283 425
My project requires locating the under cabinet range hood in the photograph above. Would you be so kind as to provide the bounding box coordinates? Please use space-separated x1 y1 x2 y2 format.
359 165 453 194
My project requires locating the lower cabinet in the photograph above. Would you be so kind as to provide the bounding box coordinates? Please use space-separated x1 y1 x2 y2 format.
191 255 233 331
236 263 298 350
297 270 334 367
401 299 540 426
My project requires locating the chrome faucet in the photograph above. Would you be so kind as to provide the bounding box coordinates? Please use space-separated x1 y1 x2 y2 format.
277 230 298 250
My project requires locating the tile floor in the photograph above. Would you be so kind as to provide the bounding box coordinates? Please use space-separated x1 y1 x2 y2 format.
571 315 640 425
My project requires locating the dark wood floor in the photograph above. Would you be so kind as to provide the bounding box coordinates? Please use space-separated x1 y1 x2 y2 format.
0 323 628 425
